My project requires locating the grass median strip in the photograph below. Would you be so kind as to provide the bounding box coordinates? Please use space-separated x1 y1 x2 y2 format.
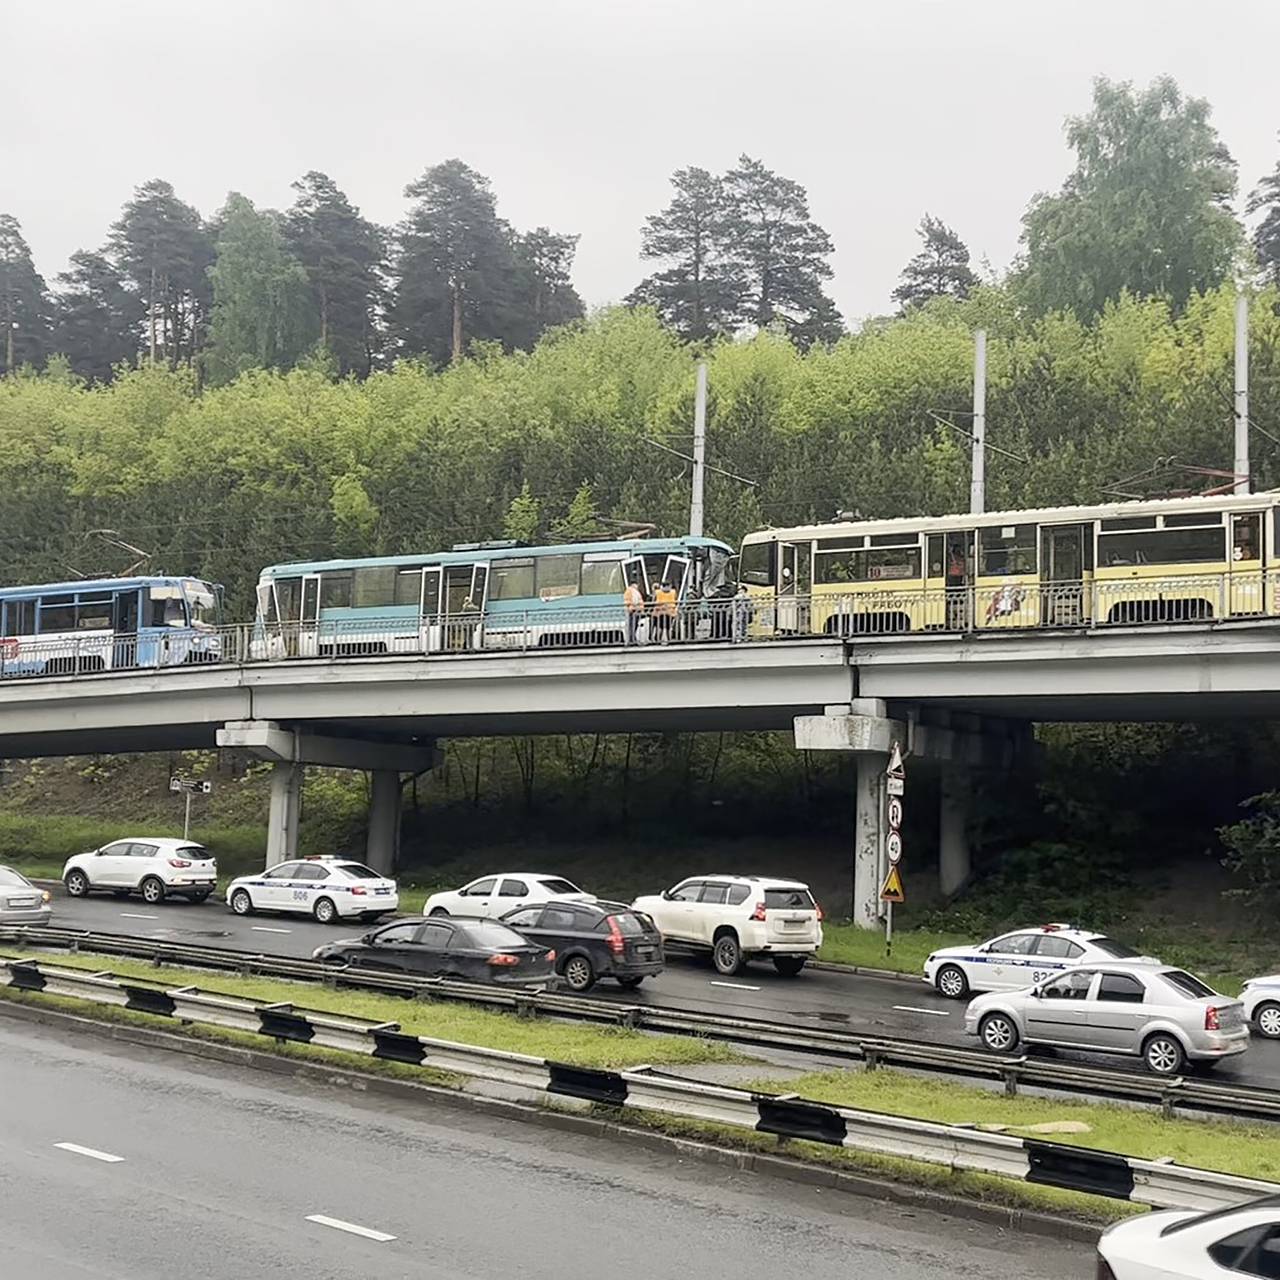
0 948 745 1070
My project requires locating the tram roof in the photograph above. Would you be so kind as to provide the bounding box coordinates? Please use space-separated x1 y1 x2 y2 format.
0 575 214 599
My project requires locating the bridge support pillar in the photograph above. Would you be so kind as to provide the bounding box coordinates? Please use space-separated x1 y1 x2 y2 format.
853 753 887 930
939 764 971 897
266 761 302 868
365 770 402 876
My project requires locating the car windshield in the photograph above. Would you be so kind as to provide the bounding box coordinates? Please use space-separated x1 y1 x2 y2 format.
1163 969 1217 1000
1091 937 1139 958
764 888 815 909
338 864 383 879
0 867 33 888
463 922 533 949
538 878 581 894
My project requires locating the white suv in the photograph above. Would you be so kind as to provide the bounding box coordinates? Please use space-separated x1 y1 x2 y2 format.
63 838 218 905
632 875 823 976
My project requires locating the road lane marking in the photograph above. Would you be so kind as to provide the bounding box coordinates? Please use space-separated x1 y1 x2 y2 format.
709 981 762 991
305 1214 396 1243
55 1142 124 1163
120 913 159 920
892 1005 951 1017
251 926 292 934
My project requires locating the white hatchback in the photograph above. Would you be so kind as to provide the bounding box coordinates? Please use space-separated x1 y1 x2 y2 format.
1241 974 1280 1039
423 873 595 919
226 857 399 924
63 838 218 905
1097 1195 1280 1278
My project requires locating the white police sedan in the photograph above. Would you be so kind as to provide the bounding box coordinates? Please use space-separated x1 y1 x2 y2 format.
924 924 1157 999
226 856 399 924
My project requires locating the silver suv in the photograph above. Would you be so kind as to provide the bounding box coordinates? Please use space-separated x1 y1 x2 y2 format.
965 961 1248 1075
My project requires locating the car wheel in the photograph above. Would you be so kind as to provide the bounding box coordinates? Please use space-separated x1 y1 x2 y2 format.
1143 1033 1186 1076
713 931 743 976
229 888 254 916
429 907 450 917
562 954 596 993
1255 1002 1280 1040
140 876 166 905
313 896 337 925
65 869 90 898
936 965 969 999
772 955 807 978
616 975 645 990
979 1012 1019 1054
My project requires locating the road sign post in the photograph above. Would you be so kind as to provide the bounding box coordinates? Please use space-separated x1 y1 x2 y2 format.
169 776 212 841
880 743 906 953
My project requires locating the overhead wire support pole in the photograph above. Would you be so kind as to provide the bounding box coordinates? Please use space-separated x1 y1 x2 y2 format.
690 361 707 537
970 330 987 515
1235 291 1250 495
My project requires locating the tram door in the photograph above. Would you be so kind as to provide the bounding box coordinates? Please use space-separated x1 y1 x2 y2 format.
112 588 139 669
1230 512 1264 616
778 542 801 633
299 574 321 657
416 567 443 653
943 531 973 631
1040 524 1088 625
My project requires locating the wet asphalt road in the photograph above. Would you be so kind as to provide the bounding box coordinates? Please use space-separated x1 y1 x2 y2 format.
30 888 1280 1091
0 1015 1095 1279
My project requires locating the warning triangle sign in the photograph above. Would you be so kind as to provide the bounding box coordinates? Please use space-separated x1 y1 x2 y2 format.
886 741 905 779
879 865 905 904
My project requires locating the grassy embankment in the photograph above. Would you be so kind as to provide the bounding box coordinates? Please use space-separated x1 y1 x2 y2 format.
4 947 1278 1224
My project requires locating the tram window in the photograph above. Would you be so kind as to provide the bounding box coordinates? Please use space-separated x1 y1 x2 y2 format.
3 599 35 635
927 535 945 577
582 560 624 595
978 525 1037 576
1099 527 1225 566
739 541 775 586
537 554 582 600
815 550 856 583
1164 512 1222 529
869 532 918 547
275 577 301 622
862 547 922 581
393 568 425 606
491 558 536 600
1100 516 1156 532
353 566 396 608
38 595 77 633
76 594 113 630
1234 515 1261 562
320 571 353 609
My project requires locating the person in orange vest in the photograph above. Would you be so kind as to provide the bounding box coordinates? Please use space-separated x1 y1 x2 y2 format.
653 579 678 644
623 578 645 645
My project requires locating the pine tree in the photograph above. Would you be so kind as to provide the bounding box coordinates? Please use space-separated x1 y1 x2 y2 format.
0 214 52 374
551 482 598 541
720 155 842 347
510 228 584 344
284 172 385 377
503 481 542 543
52 250 144 382
1248 142 1280 288
892 215 978 309
628 167 740 341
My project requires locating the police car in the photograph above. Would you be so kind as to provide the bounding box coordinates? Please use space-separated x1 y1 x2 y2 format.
924 924 1157 999
225 856 399 924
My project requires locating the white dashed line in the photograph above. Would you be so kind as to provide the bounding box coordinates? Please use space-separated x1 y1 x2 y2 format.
892 1005 951 1017
709 981 762 991
55 1142 125 1163
119 913 159 920
251 926 292 934
305 1214 397 1243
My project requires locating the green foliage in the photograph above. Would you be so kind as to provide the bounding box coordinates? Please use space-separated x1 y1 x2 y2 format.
550 482 598 541
0 214 52 374
1219 793 1280 909
893 214 978 310
52 251 143 383
1248 142 1280 288
1015 76 1242 319
503 481 542 543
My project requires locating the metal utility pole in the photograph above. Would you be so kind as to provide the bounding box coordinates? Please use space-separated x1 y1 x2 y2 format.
1235 292 1250 495
969 330 987 514
690 361 707 536
183 789 193 841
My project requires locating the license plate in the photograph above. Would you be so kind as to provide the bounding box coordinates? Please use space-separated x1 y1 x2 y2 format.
781 920 806 931
7 897 37 908
637 948 656 960
375 888 391 895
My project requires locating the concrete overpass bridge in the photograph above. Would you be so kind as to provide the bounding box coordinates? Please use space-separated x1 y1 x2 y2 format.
3 620 1279 925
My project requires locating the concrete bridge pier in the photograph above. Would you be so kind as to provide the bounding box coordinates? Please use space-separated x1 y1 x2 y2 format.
939 763 971 897
216 721 439 872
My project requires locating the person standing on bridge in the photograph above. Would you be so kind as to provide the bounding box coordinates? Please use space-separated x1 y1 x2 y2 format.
654 579 677 644
624 578 645 645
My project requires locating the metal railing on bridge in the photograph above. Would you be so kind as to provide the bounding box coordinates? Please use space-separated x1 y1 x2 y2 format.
1 570 1277 682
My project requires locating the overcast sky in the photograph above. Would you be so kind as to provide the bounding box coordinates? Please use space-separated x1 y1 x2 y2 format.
6 0 1279 324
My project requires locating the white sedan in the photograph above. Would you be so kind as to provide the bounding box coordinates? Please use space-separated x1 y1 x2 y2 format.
1097 1195 1280 1277
924 924 1157 999
1241 974 1280 1039
226 857 398 924
423 873 594 919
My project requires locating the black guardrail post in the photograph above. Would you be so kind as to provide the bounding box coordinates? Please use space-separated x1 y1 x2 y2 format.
547 1062 628 1106
1024 1141 1136 1200
5 960 47 992
120 985 177 1017
258 1008 316 1043
372 1030 428 1066
756 1097 848 1146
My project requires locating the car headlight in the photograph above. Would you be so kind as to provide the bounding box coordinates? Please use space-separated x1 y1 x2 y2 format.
41 890 51 903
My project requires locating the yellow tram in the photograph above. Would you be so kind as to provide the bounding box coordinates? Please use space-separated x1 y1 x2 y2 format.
737 493 1278 636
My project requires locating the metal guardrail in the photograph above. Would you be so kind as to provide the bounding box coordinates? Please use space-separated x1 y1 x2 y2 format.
3 572 1279 682
3 953 1273 1213
4 925 1280 1124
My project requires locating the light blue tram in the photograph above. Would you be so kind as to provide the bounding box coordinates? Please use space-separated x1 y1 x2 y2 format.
252 537 735 656
0 575 223 676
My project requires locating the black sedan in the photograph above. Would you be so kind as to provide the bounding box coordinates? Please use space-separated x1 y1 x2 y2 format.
313 917 556 986
500 899 664 993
